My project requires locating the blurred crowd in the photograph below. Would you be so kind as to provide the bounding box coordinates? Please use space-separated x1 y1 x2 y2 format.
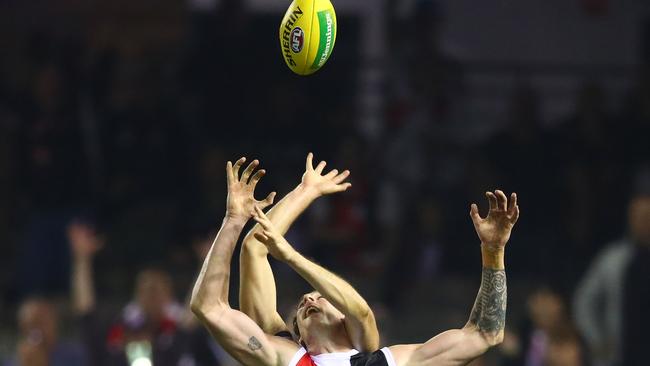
0 0 648 365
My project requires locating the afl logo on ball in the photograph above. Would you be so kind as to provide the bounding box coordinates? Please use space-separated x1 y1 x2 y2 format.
291 27 304 53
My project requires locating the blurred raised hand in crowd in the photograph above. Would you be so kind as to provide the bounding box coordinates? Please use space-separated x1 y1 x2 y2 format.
67 220 225 366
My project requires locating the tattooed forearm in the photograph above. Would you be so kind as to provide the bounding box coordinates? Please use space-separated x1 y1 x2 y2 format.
248 336 263 351
468 268 507 334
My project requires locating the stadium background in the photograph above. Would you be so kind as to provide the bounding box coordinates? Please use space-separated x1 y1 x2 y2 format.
0 0 648 365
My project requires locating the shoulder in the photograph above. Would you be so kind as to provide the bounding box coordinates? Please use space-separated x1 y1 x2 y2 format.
602 239 633 256
592 240 634 270
351 348 400 366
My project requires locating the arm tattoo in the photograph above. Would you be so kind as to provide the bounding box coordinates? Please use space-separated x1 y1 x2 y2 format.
468 268 507 334
248 336 263 351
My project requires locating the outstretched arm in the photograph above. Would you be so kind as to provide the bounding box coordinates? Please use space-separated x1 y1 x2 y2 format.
190 158 298 366
68 222 104 315
253 206 380 352
239 153 351 335
389 190 519 366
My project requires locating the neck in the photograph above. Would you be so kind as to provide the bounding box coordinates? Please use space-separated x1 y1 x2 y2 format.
303 324 354 355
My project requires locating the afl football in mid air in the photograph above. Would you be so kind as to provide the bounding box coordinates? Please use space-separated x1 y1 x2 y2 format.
279 0 337 76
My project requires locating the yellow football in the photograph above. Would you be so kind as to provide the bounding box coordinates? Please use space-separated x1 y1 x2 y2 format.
279 0 337 76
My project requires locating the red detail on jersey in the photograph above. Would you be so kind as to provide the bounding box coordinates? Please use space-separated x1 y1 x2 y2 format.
297 352 317 366
159 317 177 334
106 324 125 348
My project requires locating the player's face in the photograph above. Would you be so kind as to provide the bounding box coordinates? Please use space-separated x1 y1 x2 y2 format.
135 270 173 319
528 289 564 330
295 291 345 336
18 300 58 347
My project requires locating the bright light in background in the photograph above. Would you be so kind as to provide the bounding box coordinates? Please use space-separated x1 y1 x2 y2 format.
126 341 153 366
131 357 152 366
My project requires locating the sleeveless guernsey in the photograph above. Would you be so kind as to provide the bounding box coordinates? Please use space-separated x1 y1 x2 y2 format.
287 347 397 366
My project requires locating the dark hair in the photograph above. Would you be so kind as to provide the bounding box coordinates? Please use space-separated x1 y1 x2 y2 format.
292 316 299 337
292 316 307 348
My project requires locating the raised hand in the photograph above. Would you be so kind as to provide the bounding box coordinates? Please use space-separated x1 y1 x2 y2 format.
226 157 276 223
300 152 351 197
67 222 104 259
251 206 296 262
470 190 520 248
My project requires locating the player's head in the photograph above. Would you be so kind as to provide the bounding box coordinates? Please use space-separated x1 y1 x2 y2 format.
135 268 173 320
527 287 566 332
292 291 347 345
18 298 59 348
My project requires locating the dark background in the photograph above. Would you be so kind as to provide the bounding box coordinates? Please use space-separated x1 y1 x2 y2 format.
0 0 648 365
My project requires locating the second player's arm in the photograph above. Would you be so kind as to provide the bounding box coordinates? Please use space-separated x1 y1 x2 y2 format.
286 247 380 351
239 180 321 335
253 206 380 352
239 153 353 335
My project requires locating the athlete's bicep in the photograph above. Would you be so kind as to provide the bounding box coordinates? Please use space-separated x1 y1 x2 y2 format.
198 306 298 366
389 329 488 366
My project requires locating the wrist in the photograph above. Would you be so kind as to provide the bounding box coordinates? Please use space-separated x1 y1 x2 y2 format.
295 183 321 201
481 243 505 270
223 215 249 228
73 254 93 264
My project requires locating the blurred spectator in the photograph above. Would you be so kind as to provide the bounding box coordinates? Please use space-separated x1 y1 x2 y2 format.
67 222 212 366
501 286 586 366
573 187 650 366
4 298 85 366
